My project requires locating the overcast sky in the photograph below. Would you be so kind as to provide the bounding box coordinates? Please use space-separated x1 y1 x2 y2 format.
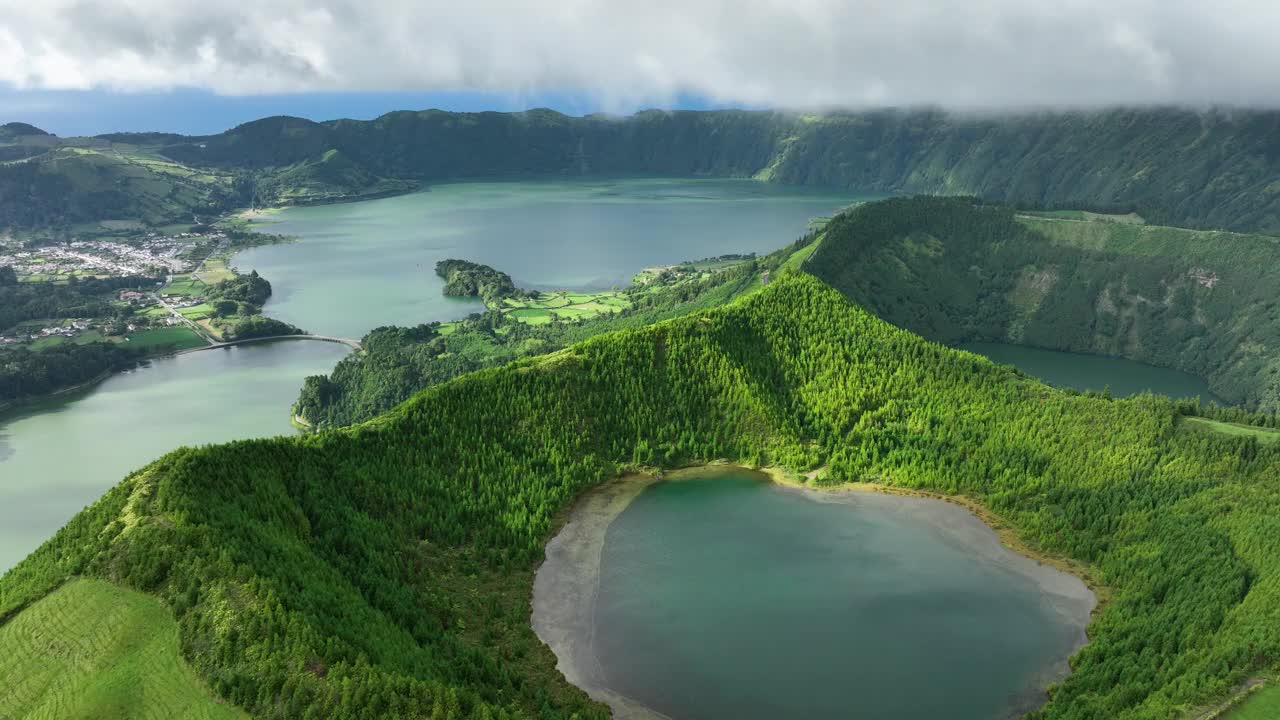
2 0 1278 132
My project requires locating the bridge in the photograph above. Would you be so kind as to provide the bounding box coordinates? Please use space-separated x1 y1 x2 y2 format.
175 334 362 355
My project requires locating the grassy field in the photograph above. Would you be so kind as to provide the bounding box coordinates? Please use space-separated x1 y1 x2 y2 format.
779 232 825 273
0 578 244 720
121 327 207 351
499 290 631 325
193 257 235 285
1225 684 1280 719
28 330 106 350
162 276 209 297
177 303 215 319
1184 417 1280 444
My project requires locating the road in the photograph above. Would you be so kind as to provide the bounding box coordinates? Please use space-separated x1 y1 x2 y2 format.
174 334 362 354
149 290 219 345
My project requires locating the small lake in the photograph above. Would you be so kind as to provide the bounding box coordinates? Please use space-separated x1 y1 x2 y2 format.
535 469 1093 720
0 341 349 573
236 178 868 338
958 342 1221 403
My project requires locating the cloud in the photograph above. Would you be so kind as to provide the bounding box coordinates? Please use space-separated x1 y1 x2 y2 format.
1 0 1278 108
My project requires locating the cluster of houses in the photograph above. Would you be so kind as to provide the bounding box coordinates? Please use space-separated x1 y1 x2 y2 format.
0 319 94 346
3 230 227 280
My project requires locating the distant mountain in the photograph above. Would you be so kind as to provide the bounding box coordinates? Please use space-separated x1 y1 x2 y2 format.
0 122 50 139
5 108 1280 233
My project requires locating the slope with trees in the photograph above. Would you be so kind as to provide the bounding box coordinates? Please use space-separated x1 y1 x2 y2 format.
3 273 1280 718
806 196 1280 412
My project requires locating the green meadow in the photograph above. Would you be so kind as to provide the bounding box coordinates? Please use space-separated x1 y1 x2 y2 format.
0 578 244 720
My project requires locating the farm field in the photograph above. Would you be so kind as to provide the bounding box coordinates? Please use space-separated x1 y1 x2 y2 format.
28 330 106 350
0 578 244 720
193 257 236 285
121 327 208 351
500 289 631 324
162 275 209 296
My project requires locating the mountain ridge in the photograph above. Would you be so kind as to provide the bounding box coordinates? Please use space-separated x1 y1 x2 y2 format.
6 107 1280 233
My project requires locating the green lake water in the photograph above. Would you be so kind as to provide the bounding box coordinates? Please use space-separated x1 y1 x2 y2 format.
958 342 1220 403
591 471 1089 719
0 341 349 572
235 178 866 338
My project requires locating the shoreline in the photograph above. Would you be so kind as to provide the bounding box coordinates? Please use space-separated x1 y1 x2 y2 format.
531 462 1100 720
0 368 115 418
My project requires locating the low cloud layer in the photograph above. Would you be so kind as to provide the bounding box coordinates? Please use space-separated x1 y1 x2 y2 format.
1 0 1277 108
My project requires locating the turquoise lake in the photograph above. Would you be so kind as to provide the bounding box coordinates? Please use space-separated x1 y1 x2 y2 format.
235 178 867 338
551 470 1092 720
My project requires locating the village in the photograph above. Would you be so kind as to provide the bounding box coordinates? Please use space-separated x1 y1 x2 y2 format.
0 228 236 351
0 229 228 281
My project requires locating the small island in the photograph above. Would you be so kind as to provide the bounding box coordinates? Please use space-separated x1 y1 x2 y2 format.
435 259 523 304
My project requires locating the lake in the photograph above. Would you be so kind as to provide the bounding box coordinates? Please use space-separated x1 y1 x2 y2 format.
236 178 866 339
534 468 1094 720
958 342 1221 403
4 178 859 575
0 341 349 573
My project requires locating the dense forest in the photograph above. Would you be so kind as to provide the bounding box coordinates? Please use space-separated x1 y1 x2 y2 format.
435 260 521 305
805 196 1280 412
207 270 272 312
4 272 1280 719
0 343 142 405
295 241 807 428
7 108 1280 232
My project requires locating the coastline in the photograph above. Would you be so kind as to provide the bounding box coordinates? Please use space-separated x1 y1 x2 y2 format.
0 368 115 418
532 463 1100 720
531 471 673 720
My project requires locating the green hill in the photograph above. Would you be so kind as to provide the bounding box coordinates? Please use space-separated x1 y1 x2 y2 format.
3 272 1280 718
806 196 1280 412
9 108 1280 232
0 122 51 140
0 144 243 230
0 578 244 720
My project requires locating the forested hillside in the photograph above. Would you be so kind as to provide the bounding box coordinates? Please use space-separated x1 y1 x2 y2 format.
7 108 1280 232
4 273 1280 719
163 108 1280 233
294 242 804 428
806 196 1280 412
